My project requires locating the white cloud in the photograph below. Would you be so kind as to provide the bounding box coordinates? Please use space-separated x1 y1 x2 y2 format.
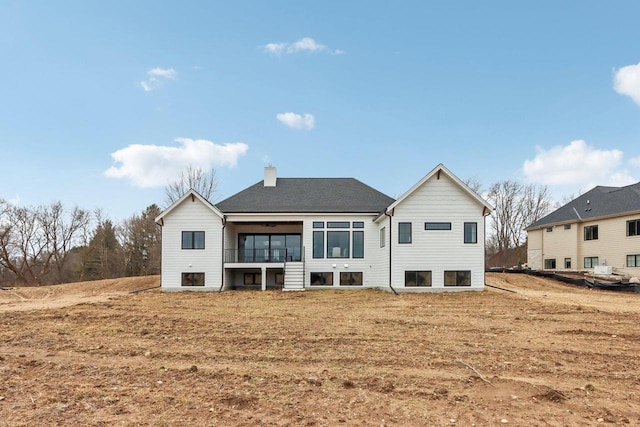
522 140 636 187
262 37 343 56
140 67 177 92
614 62 640 105
630 155 640 167
105 138 249 188
276 112 315 130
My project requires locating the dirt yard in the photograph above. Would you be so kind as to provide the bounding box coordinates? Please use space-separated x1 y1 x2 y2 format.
1 273 639 426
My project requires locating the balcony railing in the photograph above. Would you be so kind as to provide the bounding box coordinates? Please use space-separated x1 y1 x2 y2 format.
224 248 302 263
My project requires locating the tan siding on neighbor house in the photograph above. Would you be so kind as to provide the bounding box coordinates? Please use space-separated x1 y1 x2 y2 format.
538 224 579 270
578 215 640 273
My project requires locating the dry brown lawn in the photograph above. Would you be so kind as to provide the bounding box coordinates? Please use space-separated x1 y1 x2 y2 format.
1 273 639 426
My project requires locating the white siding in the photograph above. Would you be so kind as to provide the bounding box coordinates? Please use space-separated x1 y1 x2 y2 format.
160 197 223 291
390 173 486 290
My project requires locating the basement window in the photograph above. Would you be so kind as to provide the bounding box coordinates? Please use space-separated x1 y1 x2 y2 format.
181 272 204 286
310 272 333 286
405 271 432 287
444 271 471 286
544 259 556 269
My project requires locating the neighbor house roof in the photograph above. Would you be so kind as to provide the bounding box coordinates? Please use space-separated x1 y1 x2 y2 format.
215 178 395 214
525 182 640 230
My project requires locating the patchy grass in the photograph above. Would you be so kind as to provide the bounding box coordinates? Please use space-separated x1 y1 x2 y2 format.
1 273 639 425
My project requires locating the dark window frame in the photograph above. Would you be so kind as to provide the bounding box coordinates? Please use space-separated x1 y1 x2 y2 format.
312 231 324 259
352 221 364 228
327 221 350 228
627 219 640 237
584 256 599 268
546 227 553 232
544 258 556 269
584 225 598 241
564 258 571 269
404 270 432 287
313 221 324 229
398 222 412 244
310 272 334 286
182 231 205 250
444 270 471 287
243 272 262 285
181 272 205 286
352 231 364 258
340 271 363 286
424 222 452 230
564 224 571 230
464 222 478 244
627 254 640 267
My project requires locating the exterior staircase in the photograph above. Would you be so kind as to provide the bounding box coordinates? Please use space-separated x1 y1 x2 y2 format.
283 261 305 291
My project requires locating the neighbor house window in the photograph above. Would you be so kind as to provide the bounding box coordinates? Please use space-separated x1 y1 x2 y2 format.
352 231 364 258
380 227 386 248
340 272 363 286
398 222 412 243
564 224 571 230
627 219 640 236
327 231 350 258
627 255 640 267
425 222 451 230
405 271 432 287
181 272 204 286
546 227 553 232
584 225 598 241
564 258 571 269
544 259 556 269
310 272 333 286
584 257 599 268
464 222 477 244
444 271 471 286
313 231 324 258
182 231 205 249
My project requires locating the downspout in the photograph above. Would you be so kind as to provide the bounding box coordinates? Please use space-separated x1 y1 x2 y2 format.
384 209 398 295
218 215 226 293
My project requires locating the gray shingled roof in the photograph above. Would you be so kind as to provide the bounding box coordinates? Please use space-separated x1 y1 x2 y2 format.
526 182 640 229
215 178 395 214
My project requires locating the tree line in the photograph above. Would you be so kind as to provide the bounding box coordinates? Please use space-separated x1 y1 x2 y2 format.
1 166 550 286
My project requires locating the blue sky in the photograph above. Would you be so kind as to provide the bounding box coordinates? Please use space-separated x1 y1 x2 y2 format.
2 1 640 220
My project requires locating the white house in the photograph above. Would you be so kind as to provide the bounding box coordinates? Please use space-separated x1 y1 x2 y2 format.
155 164 492 292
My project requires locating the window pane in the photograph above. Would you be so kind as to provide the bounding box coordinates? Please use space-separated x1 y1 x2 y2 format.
327 221 350 228
627 255 635 267
313 222 324 229
182 272 204 286
464 222 477 244
444 271 456 286
380 227 386 248
193 231 205 249
310 272 333 286
285 235 301 261
340 272 362 286
444 270 471 286
399 222 412 243
327 231 349 258
313 231 324 258
405 271 417 286
425 222 451 230
418 271 432 286
353 221 364 228
353 231 364 258
182 231 193 249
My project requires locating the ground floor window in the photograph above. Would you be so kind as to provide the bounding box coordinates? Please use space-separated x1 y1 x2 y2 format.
627 254 640 267
328 231 350 258
564 258 571 269
544 258 556 269
405 271 432 287
244 272 262 285
584 257 599 268
340 272 363 286
182 272 204 286
444 270 471 286
310 272 333 286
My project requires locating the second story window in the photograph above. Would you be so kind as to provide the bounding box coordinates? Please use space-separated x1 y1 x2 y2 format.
398 222 412 244
584 225 598 241
182 231 205 249
627 219 640 236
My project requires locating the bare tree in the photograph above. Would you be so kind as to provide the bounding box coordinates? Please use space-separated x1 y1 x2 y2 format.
165 165 217 206
486 181 552 252
0 201 90 285
463 176 484 195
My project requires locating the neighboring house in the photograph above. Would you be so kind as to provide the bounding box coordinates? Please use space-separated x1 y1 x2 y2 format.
525 182 640 276
155 164 492 292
